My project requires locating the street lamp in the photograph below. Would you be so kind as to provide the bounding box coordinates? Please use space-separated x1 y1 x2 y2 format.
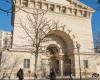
76 42 81 80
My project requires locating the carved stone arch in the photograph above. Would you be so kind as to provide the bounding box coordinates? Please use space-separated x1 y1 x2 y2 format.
46 30 74 55
44 30 76 76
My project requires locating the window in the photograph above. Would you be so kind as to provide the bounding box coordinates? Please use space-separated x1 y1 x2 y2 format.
47 46 58 55
62 7 66 13
83 11 87 17
83 60 88 68
56 5 60 12
0 52 2 65
23 0 28 7
37 2 42 9
73 9 77 15
49 4 54 11
68 8 72 14
44 3 48 10
24 59 30 68
79 10 82 16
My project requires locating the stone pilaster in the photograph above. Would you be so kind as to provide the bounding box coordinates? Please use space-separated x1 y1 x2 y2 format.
60 54 64 77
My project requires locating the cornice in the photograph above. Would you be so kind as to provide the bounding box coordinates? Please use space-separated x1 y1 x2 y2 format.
15 0 94 18
35 0 95 12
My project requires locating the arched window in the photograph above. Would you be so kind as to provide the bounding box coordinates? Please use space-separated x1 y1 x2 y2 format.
47 46 58 55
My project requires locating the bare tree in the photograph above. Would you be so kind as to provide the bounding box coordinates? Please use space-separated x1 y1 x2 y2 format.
0 53 21 80
19 8 65 76
0 0 14 14
8 57 21 80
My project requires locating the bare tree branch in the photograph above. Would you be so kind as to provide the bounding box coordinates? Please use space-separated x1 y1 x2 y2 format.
19 8 66 77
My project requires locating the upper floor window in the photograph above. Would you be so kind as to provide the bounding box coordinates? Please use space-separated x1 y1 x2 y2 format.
49 4 55 11
73 9 77 15
23 0 28 7
83 11 87 17
37 2 42 9
24 59 30 68
68 8 72 14
43 3 48 10
79 10 82 16
62 7 66 13
56 5 61 12
0 52 2 65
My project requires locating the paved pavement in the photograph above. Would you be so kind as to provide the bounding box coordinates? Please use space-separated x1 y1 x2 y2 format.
1 78 100 80
25 78 96 80
36 78 99 80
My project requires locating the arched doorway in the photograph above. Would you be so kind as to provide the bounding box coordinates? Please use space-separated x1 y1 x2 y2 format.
47 44 60 75
42 30 75 76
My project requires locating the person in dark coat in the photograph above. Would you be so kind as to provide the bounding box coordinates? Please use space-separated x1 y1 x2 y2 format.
17 68 24 80
49 69 56 80
34 73 37 80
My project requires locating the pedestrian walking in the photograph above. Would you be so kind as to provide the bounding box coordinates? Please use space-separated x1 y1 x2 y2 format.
34 73 37 80
96 74 99 80
17 68 24 80
69 73 73 80
49 69 56 80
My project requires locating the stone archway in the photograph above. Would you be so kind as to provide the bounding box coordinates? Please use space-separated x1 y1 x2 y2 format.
43 30 75 76
46 30 74 54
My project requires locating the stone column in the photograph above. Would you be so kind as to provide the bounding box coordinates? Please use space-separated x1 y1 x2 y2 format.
60 54 64 77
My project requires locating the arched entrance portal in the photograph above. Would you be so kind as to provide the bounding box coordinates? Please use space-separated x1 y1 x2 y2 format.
42 30 75 77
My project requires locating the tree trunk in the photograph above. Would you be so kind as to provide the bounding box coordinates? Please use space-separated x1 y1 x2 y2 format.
34 48 39 79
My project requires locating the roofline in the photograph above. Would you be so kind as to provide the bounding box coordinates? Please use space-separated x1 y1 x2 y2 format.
76 0 95 12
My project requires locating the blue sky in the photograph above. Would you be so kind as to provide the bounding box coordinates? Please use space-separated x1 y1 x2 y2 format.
81 0 100 38
0 0 100 38
0 0 12 31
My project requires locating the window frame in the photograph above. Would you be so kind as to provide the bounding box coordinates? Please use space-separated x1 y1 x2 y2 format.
83 60 88 68
24 59 30 68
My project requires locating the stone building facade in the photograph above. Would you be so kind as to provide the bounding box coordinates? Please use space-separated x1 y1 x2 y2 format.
0 31 11 51
3 0 98 79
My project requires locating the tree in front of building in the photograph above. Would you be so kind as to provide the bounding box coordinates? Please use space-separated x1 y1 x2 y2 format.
19 8 66 77
0 52 21 80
